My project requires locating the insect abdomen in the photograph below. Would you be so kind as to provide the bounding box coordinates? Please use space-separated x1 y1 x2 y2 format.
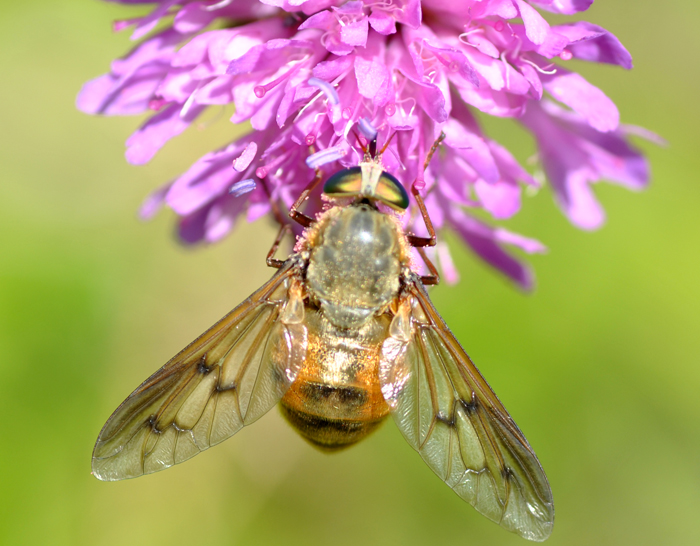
279 382 389 451
279 308 391 450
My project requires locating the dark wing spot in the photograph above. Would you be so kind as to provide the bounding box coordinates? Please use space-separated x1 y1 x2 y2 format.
436 410 456 428
502 465 514 480
147 415 162 434
197 354 212 375
461 394 478 415
216 382 236 393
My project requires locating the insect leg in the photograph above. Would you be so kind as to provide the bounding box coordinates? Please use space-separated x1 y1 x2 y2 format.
289 168 324 228
415 246 440 286
266 223 292 269
406 183 437 248
406 132 445 248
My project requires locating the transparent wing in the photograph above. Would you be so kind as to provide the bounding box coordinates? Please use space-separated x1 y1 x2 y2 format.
92 260 308 481
380 276 554 541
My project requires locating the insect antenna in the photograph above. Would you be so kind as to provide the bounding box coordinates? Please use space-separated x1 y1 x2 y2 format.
424 132 446 170
352 130 368 155
378 131 397 156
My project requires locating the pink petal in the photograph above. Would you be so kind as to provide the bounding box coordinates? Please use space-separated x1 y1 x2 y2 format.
177 205 210 245
395 0 422 29
494 228 547 254
172 32 211 67
369 10 396 35
226 39 313 76
130 0 178 42
340 18 368 47
535 30 570 58
513 0 550 46
204 197 246 242
197 75 235 104
312 56 354 80
250 88 284 130
474 179 521 219
447 207 536 290
543 70 619 132
443 120 500 183
138 183 171 221
489 140 538 186
298 10 334 31
555 22 633 69
436 242 460 285
167 155 238 215
125 103 205 165
354 55 392 105
558 170 606 229
454 82 527 118
463 33 500 59
481 0 518 19
531 0 594 15
173 3 216 34
515 61 543 100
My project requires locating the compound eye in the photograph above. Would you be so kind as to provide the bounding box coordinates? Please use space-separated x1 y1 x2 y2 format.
323 166 409 210
375 171 409 210
323 167 362 197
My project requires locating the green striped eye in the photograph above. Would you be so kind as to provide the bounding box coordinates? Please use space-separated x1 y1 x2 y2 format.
323 167 410 210
375 171 409 210
323 167 362 198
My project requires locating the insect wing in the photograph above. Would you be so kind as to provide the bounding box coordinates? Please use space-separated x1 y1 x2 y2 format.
92 261 308 481
379 277 554 541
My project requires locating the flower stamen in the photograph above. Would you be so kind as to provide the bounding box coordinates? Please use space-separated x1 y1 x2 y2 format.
306 146 347 169
254 66 300 99
229 179 256 197
521 58 557 75
205 0 233 11
308 77 340 105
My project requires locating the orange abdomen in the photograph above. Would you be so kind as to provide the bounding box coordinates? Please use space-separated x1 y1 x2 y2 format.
279 308 391 451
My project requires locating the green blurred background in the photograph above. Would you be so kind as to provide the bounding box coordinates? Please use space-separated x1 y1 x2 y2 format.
1 1 699 545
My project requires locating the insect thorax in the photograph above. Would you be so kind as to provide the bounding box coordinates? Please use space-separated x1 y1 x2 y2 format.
305 203 407 330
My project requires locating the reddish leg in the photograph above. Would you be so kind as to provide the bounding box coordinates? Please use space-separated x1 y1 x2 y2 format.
406 184 437 248
266 223 292 269
266 168 324 268
407 132 446 283
267 168 325 268
406 132 445 247
416 246 440 286
289 168 324 228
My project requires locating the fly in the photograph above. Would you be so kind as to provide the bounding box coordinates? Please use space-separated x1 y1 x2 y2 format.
92 133 554 541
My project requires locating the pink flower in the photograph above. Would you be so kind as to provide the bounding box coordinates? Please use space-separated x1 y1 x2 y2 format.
78 0 651 289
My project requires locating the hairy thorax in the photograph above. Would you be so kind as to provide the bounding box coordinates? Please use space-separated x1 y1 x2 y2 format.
280 203 411 450
305 203 406 330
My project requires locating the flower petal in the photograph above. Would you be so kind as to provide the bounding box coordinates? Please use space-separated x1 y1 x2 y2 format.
166 140 252 214
447 207 538 290
125 103 206 165
555 22 633 69
531 0 594 15
543 70 619 132
513 0 551 46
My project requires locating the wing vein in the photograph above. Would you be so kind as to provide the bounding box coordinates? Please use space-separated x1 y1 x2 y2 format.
416 328 440 451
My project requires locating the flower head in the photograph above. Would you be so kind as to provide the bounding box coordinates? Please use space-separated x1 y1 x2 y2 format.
78 0 652 289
